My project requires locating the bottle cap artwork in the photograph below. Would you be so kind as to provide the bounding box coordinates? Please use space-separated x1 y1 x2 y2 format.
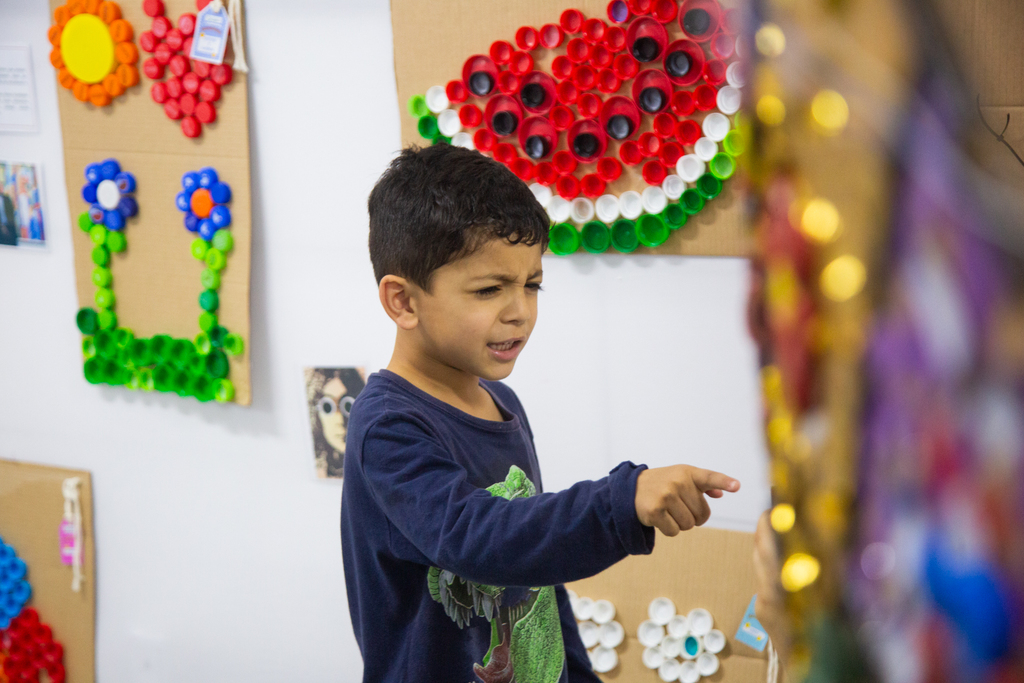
49 0 140 106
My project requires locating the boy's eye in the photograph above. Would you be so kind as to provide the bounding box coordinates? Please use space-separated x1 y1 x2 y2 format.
526 282 543 291
476 286 500 296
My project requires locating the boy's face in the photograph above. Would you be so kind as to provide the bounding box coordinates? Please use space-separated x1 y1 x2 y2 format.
412 239 543 381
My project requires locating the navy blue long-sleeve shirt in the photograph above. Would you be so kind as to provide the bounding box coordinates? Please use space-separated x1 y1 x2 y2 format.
341 370 655 682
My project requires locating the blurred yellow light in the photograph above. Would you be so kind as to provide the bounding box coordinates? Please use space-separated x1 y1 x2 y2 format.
781 553 820 592
771 503 796 533
761 365 784 402
811 90 849 134
820 255 866 302
767 413 793 446
757 95 786 126
755 23 786 57
801 198 841 243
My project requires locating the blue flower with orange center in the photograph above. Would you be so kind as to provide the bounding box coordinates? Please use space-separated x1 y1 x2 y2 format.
175 166 232 241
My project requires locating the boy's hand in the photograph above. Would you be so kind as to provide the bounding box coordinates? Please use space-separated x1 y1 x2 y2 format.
634 465 741 536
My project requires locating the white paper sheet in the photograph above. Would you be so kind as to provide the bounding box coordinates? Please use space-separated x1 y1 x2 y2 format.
0 44 39 133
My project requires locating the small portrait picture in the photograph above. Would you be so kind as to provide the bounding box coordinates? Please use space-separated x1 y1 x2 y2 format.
304 367 367 479
0 161 44 246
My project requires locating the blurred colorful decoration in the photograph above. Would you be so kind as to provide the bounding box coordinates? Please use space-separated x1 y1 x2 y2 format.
48 0 140 107
139 0 233 138
0 537 66 683
406 0 748 254
82 158 137 231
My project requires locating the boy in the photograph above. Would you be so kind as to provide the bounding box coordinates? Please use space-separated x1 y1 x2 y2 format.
341 145 740 682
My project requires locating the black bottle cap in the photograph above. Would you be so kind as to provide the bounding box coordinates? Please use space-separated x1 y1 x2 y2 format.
606 114 634 140
631 36 660 62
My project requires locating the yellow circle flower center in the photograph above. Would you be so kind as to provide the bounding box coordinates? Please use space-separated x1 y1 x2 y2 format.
61 14 115 84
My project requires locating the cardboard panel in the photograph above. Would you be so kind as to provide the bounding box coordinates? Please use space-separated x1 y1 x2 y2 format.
51 0 253 405
391 0 753 257
0 459 96 683
567 527 767 682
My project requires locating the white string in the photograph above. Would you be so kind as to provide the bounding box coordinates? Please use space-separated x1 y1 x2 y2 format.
206 0 249 73
61 477 83 593
766 639 779 683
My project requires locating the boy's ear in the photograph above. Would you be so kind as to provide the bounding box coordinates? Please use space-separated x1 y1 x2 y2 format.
379 275 419 330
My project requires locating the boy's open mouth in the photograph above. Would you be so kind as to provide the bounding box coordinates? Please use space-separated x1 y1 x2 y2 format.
487 338 524 362
487 339 521 352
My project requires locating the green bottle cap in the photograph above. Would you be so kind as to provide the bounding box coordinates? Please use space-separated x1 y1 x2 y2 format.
194 332 212 355
127 369 142 390
205 247 226 271
610 219 639 253
723 129 745 157
663 203 687 229
137 367 154 391
222 333 244 356
92 267 112 288
190 374 214 402
106 230 127 253
433 135 452 146
171 368 191 395
94 329 117 358
212 229 233 253
548 222 581 255
100 358 125 386
199 289 219 312
637 214 669 248
209 325 227 348
408 94 429 117
129 337 153 366
709 153 735 180
198 311 218 332
150 334 173 362
417 114 439 140
681 188 705 214
213 378 235 403
98 309 117 330
114 328 134 348
83 357 103 384
82 336 96 358
205 349 229 379
200 268 221 290
191 238 209 261
697 173 723 200
580 221 611 254
89 225 107 245
78 212 94 232
153 363 173 392
91 245 110 266
168 338 194 368
94 287 115 309
117 345 132 367
76 307 99 335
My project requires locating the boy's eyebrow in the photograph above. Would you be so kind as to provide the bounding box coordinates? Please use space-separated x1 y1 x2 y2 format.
472 270 543 284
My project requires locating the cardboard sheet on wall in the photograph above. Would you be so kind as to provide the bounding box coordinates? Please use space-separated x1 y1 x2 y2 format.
0 458 96 683
51 0 253 405
391 0 752 257
567 526 767 681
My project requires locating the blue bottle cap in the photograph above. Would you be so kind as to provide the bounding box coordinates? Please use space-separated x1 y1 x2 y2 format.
210 181 231 204
175 192 191 212
85 163 101 184
210 205 231 228
88 205 105 223
198 167 219 188
82 183 98 204
182 171 200 193
104 210 125 231
100 158 121 180
198 218 217 241
184 212 199 232
115 171 136 193
117 195 138 218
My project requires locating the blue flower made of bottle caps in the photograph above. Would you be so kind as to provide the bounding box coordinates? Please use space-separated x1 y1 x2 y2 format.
81 158 138 231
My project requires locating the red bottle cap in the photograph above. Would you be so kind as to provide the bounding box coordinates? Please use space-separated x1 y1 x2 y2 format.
556 79 579 105
591 44 613 68
535 161 558 185
659 141 684 165
152 16 172 39
195 100 216 123
489 41 513 65
169 54 189 78
556 174 581 199
154 41 173 65
498 70 520 95
613 54 639 79
191 59 211 78
179 92 197 115
459 103 483 127
642 160 667 184
143 57 164 79
550 105 575 131
599 95 640 139
679 0 722 42
694 83 717 110
560 9 584 34
675 118 701 144
710 33 735 59
509 51 534 76
484 95 523 138
567 118 608 162
150 81 168 103
494 142 518 163
604 25 627 52
626 17 668 63
653 112 676 137
552 149 578 175
197 0 212 8
165 28 184 51
181 115 201 137
462 55 499 96
143 0 165 17
583 18 607 44
703 59 726 86
139 31 158 53
620 140 643 165
628 0 652 14
577 92 602 118
631 69 672 113
165 76 182 98
572 65 596 91
552 56 574 80
474 128 496 151
182 36 193 56
597 68 621 93
446 79 468 103
182 71 200 93
210 64 232 85
597 156 623 181
540 23 564 48
197 79 220 102
671 90 696 116
652 0 678 23
164 99 182 119
566 37 591 64
663 39 705 86
515 26 539 50
510 158 535 180
518 71 557 114
581 173 606 198
639 131 661 156
178 12 196 36
607 0 630 24
518 116 557 160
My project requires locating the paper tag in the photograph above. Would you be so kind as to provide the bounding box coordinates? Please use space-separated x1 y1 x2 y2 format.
189 4 231 65
734 595 770 652
59 519 77 565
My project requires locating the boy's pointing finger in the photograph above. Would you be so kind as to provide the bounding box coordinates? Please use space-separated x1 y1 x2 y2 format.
692 469 741 494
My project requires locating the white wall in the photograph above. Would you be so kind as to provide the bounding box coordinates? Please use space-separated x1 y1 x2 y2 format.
0 1 769 680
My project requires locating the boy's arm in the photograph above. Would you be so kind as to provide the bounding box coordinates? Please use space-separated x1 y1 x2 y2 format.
356 414 654 588
555 585 602 682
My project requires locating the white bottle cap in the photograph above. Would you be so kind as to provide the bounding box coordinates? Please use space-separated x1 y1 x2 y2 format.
694 137 719 162
570 197 595 224
599 620 624 648
657 658 681 682
726 61 745 88
677 154 706 182
702 113 731 142
97 179 121 210
641 186 668 214
679 660 701 683
681 634 704 659
667 614 690 638
735 36 745 58
572 596 594 621
648 597 676 625
591 645 619 673
703 628 726 654
425 85 449 113
529 182 552 208
566 588 578 603
642 646 666 670
437 109 462 137
595 194 620 223
662 174 685 200
592 599 616 624
686 608 713 636
659 634 683 658
637 620 665 648
716 86 742 115
547 196 572 224
451 132 475 150
618 190 643 220
577 620 600 648
697 652 720 676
